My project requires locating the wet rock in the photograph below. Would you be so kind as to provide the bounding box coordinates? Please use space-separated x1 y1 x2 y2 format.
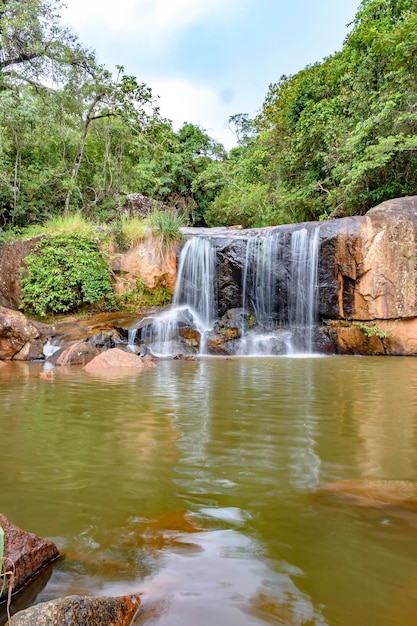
0 513 59 602
84 347 156 373
206 332 239 355
0 306 44 360
216 238 246 315
316 479 417 510
9 594 140 626
87 329 122 350
56 341 100 366
178 326 201 348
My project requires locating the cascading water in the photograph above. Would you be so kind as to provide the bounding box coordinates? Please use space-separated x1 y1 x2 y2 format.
140 237 218 356
128 224 321 357
173 236 218 328
239 231 290 355
287 226 320 353
239 225 320 355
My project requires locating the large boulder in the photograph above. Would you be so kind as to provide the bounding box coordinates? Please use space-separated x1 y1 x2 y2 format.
84 347 156 373
319 197 417 321
56 341 100 366
0 306 44 360
0 514 59 602
9 594 140 626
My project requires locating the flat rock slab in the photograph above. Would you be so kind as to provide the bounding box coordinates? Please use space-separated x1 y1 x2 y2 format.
9 594 140 626
316 479 417 510
0 514 59 601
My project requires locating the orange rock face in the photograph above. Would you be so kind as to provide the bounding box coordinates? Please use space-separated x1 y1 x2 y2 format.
110 236 177 295
320 197 417 322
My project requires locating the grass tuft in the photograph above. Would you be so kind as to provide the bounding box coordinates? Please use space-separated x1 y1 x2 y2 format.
145 209 186 246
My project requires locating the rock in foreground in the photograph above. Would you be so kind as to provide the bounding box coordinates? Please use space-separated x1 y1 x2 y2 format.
84 347 156 373
0 306 44 360
56 341 100 366
10 594 140 626
0 513 59 602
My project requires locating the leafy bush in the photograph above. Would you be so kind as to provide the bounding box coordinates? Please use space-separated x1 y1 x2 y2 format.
21 234 115 317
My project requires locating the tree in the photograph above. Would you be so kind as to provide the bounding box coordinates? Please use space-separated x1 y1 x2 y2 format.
0 0 93 89
63 65 158 213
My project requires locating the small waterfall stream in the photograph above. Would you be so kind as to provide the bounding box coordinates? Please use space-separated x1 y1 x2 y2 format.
288 226 320 353
130 225 321 356
138 237 218 356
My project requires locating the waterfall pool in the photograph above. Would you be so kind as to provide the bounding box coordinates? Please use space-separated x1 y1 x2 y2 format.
1 355 417 625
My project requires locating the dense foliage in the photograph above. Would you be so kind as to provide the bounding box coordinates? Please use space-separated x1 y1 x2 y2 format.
1 0 417 231
21 234 114 316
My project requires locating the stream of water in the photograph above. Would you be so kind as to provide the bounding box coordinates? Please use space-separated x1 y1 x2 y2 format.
1 356 417 625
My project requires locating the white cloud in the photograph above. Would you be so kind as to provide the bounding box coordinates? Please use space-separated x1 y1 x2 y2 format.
151 77 237 149
62 0 241 47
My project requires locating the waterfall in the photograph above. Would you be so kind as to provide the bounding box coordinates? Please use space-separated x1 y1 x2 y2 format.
173 237 218 329
287 226 320 353
128 225 321 357
240 225 320 355
242 232 285 330
140 237 218 356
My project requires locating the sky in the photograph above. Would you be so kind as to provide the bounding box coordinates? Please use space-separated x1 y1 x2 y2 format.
61 0 361 150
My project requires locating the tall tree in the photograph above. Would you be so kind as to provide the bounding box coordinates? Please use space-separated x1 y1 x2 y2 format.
0 0 93 89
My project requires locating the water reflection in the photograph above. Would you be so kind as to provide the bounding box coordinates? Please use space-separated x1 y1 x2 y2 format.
2 358 417 625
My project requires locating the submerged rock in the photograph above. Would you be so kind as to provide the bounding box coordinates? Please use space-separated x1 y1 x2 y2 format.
84 347 156 373
10 594 140 626
316 479 417 510
0 513 60 602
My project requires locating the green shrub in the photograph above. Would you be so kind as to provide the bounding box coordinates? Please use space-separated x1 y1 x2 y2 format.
21 234 115 317
356 322 390 340
117 277 173 311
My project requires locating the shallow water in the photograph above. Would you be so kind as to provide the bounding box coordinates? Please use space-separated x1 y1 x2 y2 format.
1 356 417 625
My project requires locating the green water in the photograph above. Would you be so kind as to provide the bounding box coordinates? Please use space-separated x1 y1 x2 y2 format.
1 356 417 625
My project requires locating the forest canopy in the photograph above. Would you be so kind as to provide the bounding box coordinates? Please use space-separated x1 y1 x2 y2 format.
1 0 417 230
